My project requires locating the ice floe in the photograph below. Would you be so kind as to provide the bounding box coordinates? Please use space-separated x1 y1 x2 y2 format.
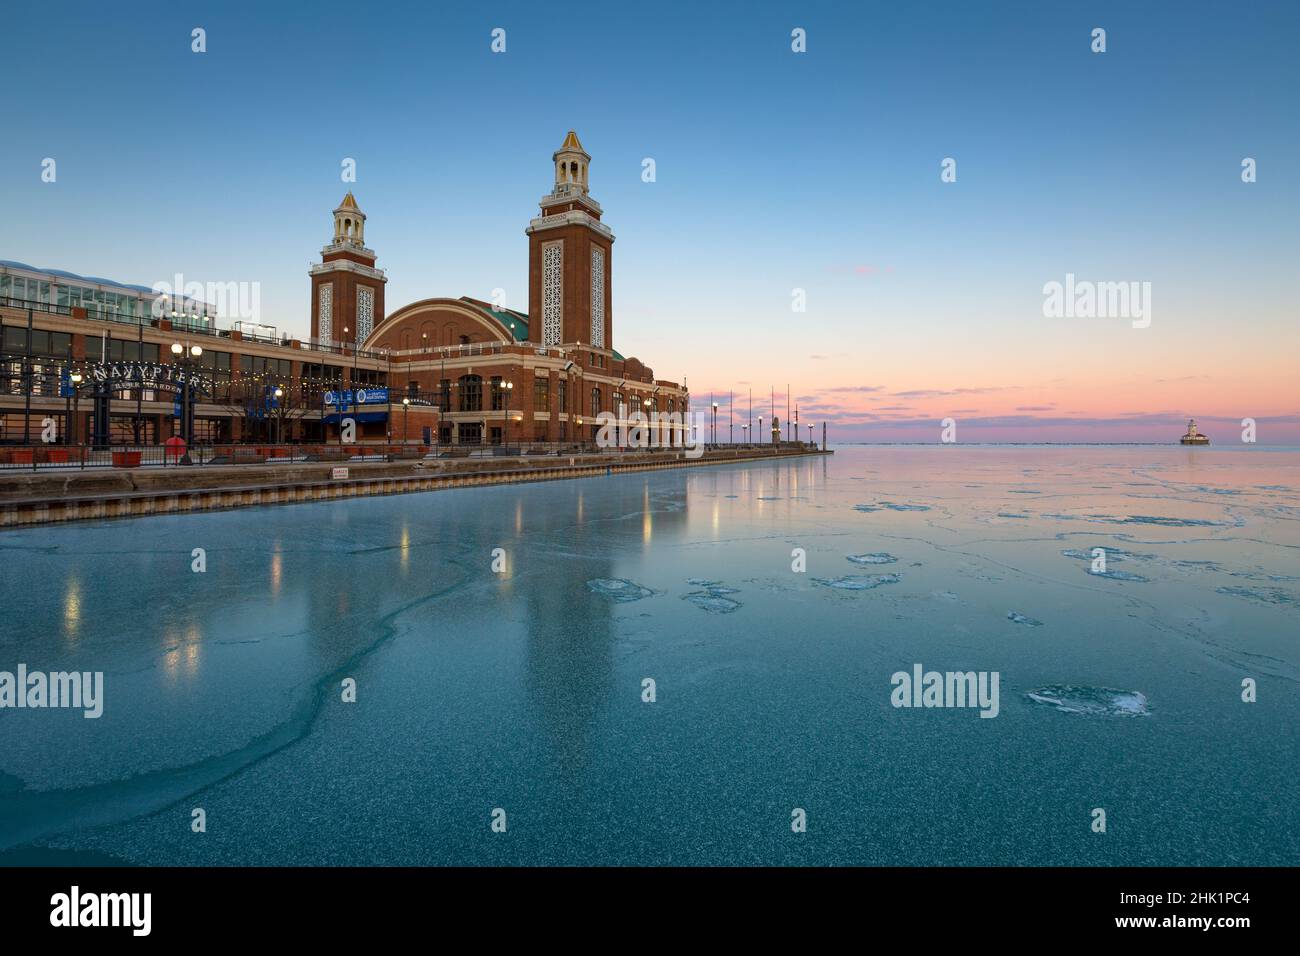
682 591 742 613
1006 611 1043 626
585 578 655 602
846 552 898 565
813 573 901 591
1025 685 1150 717
1087 568 1149 582
854 502 931 513
1045 513 1231 528
682 580 743 613
1215 586 1299 607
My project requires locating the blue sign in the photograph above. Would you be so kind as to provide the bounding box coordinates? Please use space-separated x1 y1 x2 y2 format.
323 388 389 408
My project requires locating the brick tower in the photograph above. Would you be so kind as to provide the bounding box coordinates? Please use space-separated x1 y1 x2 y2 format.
310 192 387 347
525 131 614 351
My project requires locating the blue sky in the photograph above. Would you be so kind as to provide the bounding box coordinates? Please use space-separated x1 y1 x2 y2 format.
4 0 1297 440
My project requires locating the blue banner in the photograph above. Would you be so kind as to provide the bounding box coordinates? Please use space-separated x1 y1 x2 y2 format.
323 388 388 408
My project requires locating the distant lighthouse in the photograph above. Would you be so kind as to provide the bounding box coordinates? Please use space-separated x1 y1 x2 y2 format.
1180 418 1210 445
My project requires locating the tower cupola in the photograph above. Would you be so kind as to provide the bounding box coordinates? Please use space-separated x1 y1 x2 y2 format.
552 130 590 197
333 192 366 246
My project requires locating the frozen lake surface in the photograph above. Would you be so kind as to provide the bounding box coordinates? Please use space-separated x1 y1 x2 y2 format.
2 446 1298 865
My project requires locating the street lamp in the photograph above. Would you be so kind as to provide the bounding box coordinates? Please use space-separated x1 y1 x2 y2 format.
273 386 284 444
343 323 359 377
402 396 410 443
70 371 82 445
504 379 514 447
806 423 814 445
711 401 718 445
171 341 202 460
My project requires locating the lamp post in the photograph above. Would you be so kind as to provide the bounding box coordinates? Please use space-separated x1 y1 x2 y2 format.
344 323 358 385
806 423 814 446
70 371 82 446
171 341 202 460
504 379 514 447
711 401 718 445
273 386 284 445
402 396 410 444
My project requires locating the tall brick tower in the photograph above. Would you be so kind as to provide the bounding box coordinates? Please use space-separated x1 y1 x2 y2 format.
310 192 387 347
526 131 614 351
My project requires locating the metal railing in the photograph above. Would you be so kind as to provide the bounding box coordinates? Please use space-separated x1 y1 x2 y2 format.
0 295 393 361
0 439 821 472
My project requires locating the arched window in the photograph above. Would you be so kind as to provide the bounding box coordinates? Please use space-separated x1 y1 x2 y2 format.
458 375 482 412
591 386 602 418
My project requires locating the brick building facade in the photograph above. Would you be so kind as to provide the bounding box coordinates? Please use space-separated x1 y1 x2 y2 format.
323 131 689 445
0 131 687 449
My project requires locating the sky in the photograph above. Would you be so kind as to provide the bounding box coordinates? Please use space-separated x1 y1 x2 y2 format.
3 0 1297 442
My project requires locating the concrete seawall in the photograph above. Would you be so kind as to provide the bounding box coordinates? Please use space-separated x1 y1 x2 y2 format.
0 447 830 528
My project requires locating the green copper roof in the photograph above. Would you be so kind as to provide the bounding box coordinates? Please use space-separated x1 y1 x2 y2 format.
484 308 529 341
612 349 625 361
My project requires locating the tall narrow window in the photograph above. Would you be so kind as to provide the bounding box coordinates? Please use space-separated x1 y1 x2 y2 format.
590 247 605 348
458 374 482 412
543 241 563 345
318 284 333 343
356 286 374 344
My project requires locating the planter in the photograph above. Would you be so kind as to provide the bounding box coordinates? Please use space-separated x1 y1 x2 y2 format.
12 449 34 465
112 450 142 468
47 449 69 464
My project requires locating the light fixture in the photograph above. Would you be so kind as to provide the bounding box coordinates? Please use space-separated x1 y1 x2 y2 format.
70 372 82 384
190 345 202 358
171 342 183 355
